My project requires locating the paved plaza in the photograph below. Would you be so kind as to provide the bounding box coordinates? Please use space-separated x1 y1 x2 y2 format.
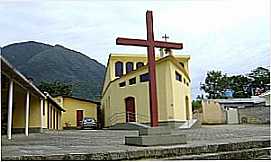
1 124 270 158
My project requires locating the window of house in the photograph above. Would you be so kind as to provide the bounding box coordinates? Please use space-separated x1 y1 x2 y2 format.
119 81 126 87
179 62 184 68
175 71 182 82
186 82 189 86
140 73 149 82
184 78 186 84
115 61 123 77
136 62 144 69
129 77 136 85
126 62 134 73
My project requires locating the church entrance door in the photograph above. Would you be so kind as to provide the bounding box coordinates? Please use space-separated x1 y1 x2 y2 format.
125 97 136 122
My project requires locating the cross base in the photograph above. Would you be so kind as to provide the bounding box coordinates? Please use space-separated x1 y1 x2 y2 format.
125 127 187 146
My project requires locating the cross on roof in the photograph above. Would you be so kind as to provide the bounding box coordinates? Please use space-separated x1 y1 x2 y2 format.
116 10 183 127
162 34 169 42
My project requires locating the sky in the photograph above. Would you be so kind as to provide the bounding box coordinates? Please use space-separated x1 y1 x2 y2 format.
0 0 270 99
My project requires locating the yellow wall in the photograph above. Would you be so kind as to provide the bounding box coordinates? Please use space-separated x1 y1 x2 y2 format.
103 68 150 126
4 78 47 130
29 94 41 127
171 61 192 121
1 72 63 132
11 82 63 130
202 100 226 124
102 54 192 127
12 84 42 129
12 84 26 128
55 97 97 127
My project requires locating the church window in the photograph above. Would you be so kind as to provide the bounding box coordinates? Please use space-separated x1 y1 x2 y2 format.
129 77 136 85
126 62 134 73
140 73 149 82
115 61 123 77
186 82 189 86
136 62 144 69
179 62 184 68
175 71 182 82
119 81 126 87
184 78 186 84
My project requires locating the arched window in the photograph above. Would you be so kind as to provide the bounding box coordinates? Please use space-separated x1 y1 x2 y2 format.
115 61 123 77
136 62 144 69
126 62 134 73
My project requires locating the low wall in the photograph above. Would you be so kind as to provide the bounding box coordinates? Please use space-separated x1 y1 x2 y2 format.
239 106 270 124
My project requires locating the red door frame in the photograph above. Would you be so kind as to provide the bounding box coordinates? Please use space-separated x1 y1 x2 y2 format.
76 110 83 127
125 97 136 122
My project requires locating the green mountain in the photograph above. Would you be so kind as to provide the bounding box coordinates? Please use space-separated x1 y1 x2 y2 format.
1 41 106 101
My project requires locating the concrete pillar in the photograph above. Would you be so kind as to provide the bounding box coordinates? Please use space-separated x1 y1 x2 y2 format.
40 99 44 133
123 61 126 75
7 80 14 140
59 111 62 129
25 91 30 136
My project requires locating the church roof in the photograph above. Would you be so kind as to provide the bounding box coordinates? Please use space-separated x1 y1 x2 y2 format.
109 53 190 59
204 97 266 104
44 92 66 112
1 56 46 98
54 95 100 105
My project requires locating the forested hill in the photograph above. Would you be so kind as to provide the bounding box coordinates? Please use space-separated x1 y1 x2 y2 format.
1 41 106 101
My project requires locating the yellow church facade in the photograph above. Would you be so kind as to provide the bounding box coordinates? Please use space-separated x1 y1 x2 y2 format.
101 53 192 128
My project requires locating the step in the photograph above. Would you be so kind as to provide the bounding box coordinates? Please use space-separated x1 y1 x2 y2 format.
108 122 150 130
164 147 271 160
125 134 187 146
2 140 270 160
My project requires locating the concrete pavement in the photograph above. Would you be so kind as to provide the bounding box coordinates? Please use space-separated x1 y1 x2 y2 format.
1 124 270 159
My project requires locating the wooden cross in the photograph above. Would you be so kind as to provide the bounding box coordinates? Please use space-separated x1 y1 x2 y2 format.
162 34 169 42
116 10 183 127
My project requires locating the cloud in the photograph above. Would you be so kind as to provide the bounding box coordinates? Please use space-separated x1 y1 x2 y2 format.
0 0 269 99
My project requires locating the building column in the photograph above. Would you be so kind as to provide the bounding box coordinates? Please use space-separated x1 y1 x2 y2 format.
25 91 30 136
59 111 62 130
123 61 126 75
7 80 14 140
40 99 44 133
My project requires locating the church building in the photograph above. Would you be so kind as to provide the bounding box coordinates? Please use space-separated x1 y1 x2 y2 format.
101 51 192 128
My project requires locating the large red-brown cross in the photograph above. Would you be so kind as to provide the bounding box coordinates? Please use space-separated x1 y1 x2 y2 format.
116 10 183 127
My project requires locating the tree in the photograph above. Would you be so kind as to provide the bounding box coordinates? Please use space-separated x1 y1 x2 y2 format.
38 81 72 97
227 75 251 98
200 67 270 99
200 70 228 99
247 67 270 95
192 100 202 112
